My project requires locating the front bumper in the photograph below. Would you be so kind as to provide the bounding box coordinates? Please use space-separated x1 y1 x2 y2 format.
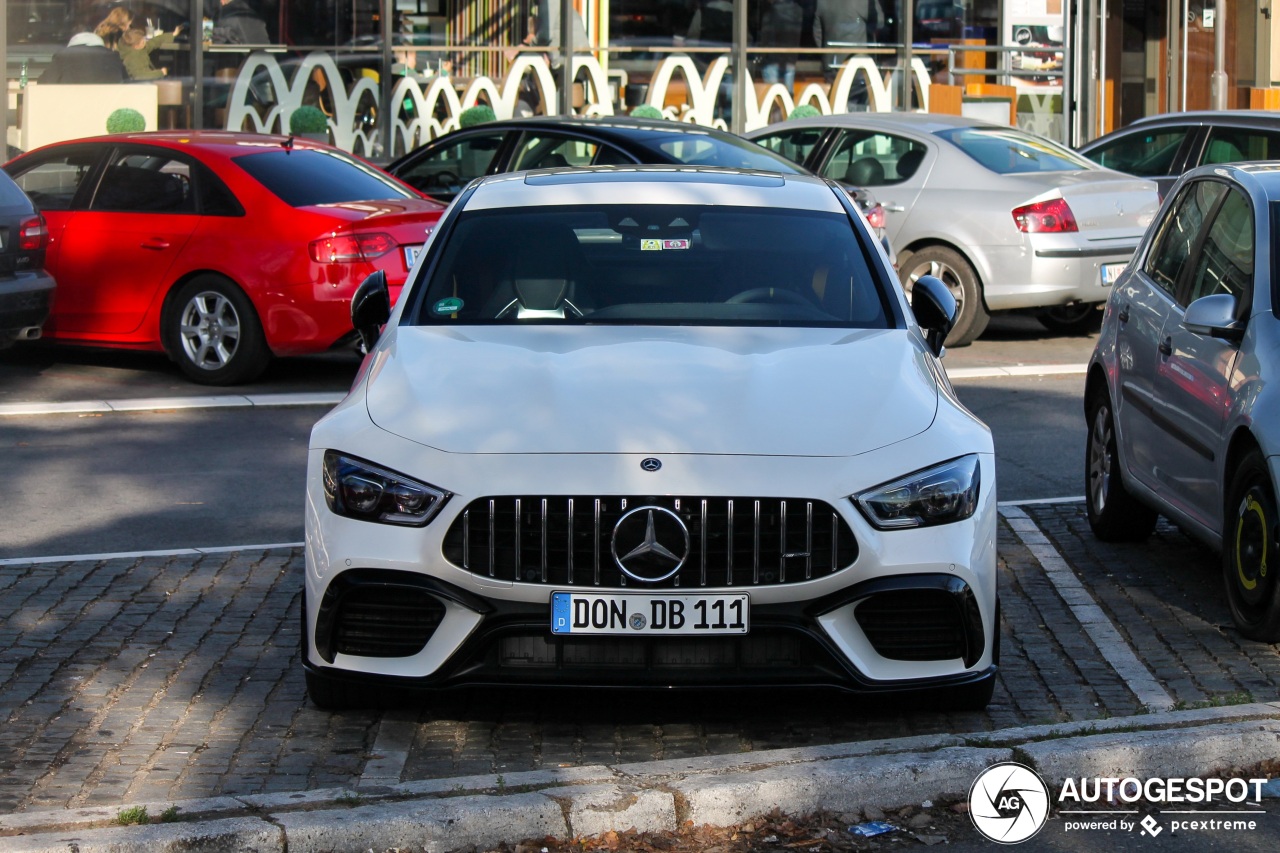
302 568 997 694
303 458 998 694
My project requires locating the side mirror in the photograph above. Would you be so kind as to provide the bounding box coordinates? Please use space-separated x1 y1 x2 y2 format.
351 270 391 352
910 275 957 356
1183 293 1246 343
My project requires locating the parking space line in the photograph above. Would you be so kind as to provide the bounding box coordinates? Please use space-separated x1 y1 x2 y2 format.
1000 504 1176 711
947 363 1088 380
0 392 346 418
358 711 420 789
0 543 303 567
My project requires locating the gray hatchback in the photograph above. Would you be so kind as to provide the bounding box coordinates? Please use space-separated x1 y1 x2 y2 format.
0 170 54 348
1085 162 1280 641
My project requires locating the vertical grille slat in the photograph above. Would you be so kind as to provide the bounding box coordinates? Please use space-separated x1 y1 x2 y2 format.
443 495 858 589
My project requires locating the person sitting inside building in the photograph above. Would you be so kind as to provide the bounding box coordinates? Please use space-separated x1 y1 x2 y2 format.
40 30 126 84
119 25 182 80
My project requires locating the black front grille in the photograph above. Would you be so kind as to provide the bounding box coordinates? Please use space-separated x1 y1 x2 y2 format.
854 589 969 662
324 585 446 659
442 495 858 588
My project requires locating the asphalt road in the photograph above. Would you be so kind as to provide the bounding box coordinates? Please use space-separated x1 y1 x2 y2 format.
0 315 1092 560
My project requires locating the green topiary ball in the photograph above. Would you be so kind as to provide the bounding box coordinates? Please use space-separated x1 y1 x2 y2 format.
787 104 821 120
106 108 146 134
630 104 665 119
289 106 329 135
459 105 496 128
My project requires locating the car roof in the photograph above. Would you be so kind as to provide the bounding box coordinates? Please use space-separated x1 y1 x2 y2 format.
1186 160 1280 188
1122 110 1280 129
439 115 739 138
746 111 1004 137
460 165 847 213
13 131 340 164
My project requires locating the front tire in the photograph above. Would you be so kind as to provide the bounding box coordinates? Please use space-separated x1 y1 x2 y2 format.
166 276 269 386
1085 389 1158 541
899 246 988 347
1223 449 1280 642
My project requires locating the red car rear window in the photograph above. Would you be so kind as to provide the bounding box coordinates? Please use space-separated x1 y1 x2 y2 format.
233 149 414 207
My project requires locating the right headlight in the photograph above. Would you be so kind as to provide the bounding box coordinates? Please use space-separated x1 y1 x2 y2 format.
853 455 980 530
322 451 450 526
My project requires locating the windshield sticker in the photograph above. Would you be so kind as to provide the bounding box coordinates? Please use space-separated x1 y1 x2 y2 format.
641 239 690 251
433 297 464 315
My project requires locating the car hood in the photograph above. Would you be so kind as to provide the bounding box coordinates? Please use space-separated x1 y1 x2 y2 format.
364 325 940 456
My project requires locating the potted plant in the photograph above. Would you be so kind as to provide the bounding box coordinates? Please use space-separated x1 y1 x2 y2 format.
459 105 496 128
289 106 330 143
106 108 147 134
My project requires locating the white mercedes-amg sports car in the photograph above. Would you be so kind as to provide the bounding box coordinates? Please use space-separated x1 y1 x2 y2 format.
303 165 998 709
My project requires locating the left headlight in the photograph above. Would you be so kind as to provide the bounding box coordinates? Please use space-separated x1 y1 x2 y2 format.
854 455 981 530
322 451 451 526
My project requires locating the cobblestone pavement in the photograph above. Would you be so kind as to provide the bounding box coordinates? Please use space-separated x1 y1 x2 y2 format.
1 503 1278 814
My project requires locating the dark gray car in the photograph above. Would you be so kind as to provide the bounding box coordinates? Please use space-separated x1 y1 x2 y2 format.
1079 110 1280 197
0 170 55 348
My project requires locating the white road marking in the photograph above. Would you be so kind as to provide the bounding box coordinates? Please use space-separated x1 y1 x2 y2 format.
359 711 420 789
999 504 1176 712
0 393 346 418
947 363 1088 380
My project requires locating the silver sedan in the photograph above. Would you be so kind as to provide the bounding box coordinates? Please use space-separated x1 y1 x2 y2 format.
747 113 1160 346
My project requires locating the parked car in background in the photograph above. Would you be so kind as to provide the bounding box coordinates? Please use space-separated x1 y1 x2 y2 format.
385 115 888 241
302 165 998 711
1085 162 1280 641
1079 110 1280 197
0 170 55 348
747 113 1160 345
3 132 444 385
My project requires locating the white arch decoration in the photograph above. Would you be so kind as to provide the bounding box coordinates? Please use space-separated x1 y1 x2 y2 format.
221 52 937 156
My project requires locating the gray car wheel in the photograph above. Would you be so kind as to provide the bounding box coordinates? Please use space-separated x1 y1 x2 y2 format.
899 245 988 347
1084 389 1157 541
1223 449 1280 642
167 276 270 386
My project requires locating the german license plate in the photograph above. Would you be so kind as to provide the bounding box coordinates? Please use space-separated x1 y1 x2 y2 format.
1101 262 1126 286
404 244 423 268
550 592 749 636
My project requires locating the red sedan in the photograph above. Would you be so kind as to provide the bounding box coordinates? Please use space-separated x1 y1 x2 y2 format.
3 132 445 385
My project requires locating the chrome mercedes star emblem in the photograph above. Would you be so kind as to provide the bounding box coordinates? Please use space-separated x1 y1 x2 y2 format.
611 506 690 583
640 457 662 472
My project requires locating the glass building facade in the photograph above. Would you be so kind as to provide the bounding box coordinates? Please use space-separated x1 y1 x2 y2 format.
4 1 1276 159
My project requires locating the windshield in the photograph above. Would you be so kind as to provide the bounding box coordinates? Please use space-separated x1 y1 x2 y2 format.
232 149 416 206
639 129 810 174
937 127 1096 174
408 203 891 328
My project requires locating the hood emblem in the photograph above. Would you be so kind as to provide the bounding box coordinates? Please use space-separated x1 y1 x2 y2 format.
640 457 662 472
612 506 689 583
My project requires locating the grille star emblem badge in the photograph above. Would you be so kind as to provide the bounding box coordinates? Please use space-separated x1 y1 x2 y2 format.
611 506 690 583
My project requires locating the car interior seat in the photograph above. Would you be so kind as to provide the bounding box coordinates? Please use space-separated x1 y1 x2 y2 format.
489 227 587 318
845 157 885 187
895 148 925 180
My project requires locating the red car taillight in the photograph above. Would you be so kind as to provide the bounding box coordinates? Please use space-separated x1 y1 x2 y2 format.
1012 198 1078 233
19 215 48 251
864 202 886 231
309 232 396 263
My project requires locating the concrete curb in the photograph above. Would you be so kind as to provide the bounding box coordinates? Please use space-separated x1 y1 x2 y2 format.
1 703 1276 853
